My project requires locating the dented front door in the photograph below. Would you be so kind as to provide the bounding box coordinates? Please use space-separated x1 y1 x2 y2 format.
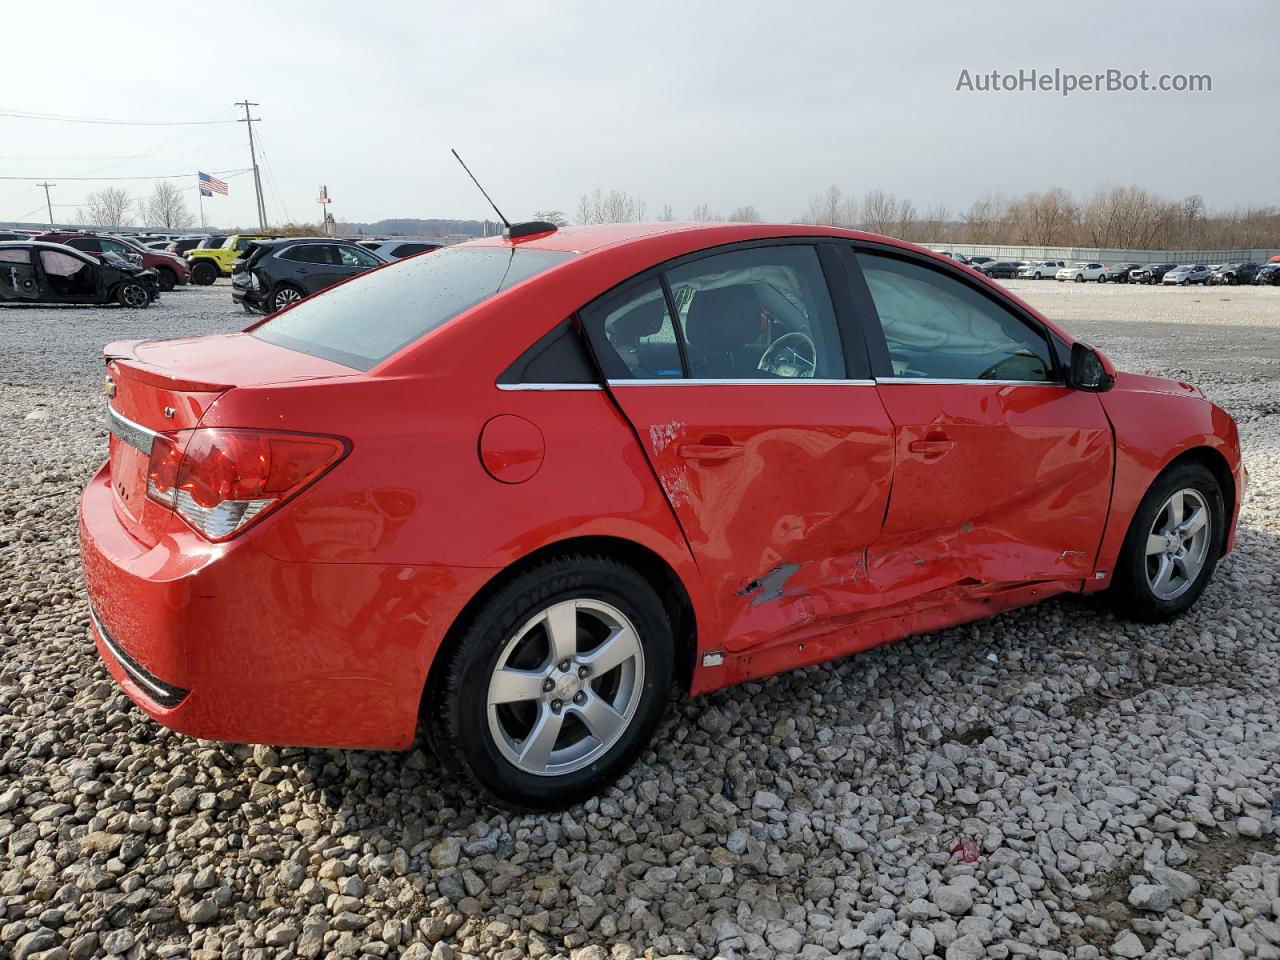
607 382 896 649
868 383 1113 599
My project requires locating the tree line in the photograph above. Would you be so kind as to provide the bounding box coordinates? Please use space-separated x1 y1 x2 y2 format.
74 181 194 230
574 185 1280 251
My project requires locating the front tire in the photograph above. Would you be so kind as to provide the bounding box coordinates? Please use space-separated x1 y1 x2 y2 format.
1074 274 1084 282
428 555 674 810
190 260 218 286
1108 462 1225 622
156 268 177 292
117 281 151 309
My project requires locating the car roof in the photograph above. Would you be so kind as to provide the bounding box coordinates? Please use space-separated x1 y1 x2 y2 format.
256 237 362 248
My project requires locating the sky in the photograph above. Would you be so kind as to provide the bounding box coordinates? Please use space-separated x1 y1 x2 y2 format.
2 1 1277 228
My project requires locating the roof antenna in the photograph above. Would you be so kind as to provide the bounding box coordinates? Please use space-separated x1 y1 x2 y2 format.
450 148 557 240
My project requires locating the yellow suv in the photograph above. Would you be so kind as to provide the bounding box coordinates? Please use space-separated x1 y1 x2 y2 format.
186 234 273 285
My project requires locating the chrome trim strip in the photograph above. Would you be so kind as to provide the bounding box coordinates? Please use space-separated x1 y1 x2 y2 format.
495 383 604 392
88 605 188 708
607 378 877 387
875 377 1068 387
107 405 158 454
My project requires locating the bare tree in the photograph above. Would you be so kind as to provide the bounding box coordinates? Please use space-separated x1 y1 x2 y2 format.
531 210 569 227
576 188 646 224
658 204 676 222
145 180 193 230
918 204 952 242
726 205 761 223
691 203 723 222
77 187 134 228
959 194 1009 243
860 190 899 235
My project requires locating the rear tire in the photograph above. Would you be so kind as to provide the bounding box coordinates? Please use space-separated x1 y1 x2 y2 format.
268 284 305 313
190 260 217 286
1108 462 1225 622
427 555 675 810
156 268 177 292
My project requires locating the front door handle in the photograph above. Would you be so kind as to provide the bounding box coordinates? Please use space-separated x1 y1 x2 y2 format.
678 436 744 461
908 438 954 455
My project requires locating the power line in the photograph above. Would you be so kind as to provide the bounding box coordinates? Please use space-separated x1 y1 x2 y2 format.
0 108 237 126
0 145 243 161
0 168 250 181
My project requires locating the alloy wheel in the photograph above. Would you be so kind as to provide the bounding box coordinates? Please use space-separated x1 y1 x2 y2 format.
1145 488 1212 601
486 599 644 777
273 287 302 309
121 284 149 308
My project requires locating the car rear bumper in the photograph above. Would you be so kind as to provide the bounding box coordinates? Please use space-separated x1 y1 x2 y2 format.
230 287 265 310
79 461 495 750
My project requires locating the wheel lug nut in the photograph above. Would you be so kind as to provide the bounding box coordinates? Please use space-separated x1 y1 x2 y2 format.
558 659 571 672
573 692 587 705
577 665 590 678
542 678 554 693
550 699 562 713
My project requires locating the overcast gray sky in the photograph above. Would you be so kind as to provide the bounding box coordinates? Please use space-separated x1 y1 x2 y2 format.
3 1 1277 227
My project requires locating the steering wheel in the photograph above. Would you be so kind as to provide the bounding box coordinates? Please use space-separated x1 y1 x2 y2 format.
758 331 817 378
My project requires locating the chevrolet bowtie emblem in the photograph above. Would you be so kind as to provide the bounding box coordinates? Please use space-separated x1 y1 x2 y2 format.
103 377 117 399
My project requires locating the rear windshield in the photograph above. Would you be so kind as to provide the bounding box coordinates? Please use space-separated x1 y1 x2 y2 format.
252 246 574 370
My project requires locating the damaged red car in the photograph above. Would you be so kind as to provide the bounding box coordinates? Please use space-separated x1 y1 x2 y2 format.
80 222 1245 808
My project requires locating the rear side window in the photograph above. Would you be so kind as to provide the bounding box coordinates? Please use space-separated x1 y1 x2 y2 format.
281 244 335 264
253 246 574 370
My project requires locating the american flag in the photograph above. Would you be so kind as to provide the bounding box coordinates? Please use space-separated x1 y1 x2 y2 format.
198 172 228 197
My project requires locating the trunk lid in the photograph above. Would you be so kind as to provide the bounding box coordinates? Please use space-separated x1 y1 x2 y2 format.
103 333 358 545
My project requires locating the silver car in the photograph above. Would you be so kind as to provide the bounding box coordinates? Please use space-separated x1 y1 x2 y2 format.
1162 264 1212 285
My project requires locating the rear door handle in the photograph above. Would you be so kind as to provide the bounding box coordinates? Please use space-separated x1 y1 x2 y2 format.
908 439 954 455
678 437 744 461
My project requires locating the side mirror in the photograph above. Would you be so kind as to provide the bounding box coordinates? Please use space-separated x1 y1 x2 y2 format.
1068 341 1115 392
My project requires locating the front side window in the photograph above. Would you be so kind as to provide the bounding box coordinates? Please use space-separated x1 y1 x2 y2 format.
40 249 90 277
0 248 30 264
857 252 1054 382
337 245 380 268
67 237 99 252
254 246 573 370
667 245 844 380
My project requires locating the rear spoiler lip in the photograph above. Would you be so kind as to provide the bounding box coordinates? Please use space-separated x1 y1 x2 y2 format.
103 339 233 393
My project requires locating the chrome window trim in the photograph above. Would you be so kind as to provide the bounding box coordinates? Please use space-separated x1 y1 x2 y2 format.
495 383 603 392
107 405 158 454
607 378 877 387
874 377 1067 387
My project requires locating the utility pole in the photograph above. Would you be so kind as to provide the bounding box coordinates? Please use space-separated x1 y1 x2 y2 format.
235 100 268 231
37 182 55 228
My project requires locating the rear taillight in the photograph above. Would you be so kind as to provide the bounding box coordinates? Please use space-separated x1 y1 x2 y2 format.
145 428 348 541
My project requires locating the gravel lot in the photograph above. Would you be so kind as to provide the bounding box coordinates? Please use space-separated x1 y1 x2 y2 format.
1 280 1278 960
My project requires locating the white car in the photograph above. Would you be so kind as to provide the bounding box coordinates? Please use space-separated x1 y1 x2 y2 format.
1056 262 1105 282
1018 259 1067 279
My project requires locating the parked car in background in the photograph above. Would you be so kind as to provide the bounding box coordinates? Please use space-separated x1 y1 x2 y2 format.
1252 263 1280 285
1130 263 1177 284
933 251 973 265
165 237 208 256
1100 263 1143 283
36 231 190 291
1162 264 1212 286
0 241 157 307
231 237 387 313
1057 262 1106 282
977 260 1021 279
967 256 996 267
1210 263 1259 285
1018 260 1067 279
186 234 273 285
0 231 30 242
359 239 444 260
80 222 1244 808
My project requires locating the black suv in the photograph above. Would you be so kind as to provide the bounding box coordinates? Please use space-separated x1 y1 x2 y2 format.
1253 263 1280 286
977 260 1021 279
232 238 386 313
1210 262 1259 285
1129 263 1177 284
1100 262 1142 283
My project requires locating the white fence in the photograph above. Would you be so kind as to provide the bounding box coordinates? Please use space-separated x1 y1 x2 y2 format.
930 243 1280 267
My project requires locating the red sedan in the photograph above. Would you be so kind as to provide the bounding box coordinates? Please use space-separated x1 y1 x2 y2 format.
79 223 1245 808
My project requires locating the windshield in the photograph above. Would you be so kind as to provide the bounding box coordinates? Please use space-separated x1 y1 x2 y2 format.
253 245 574 370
